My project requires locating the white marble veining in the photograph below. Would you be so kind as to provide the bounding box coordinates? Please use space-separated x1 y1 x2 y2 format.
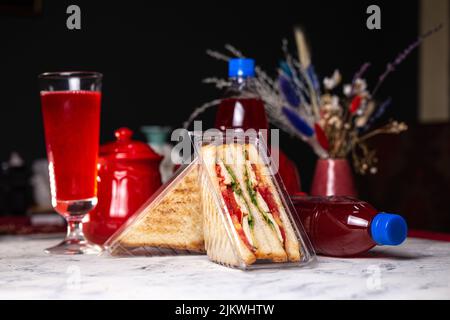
0 235 449 299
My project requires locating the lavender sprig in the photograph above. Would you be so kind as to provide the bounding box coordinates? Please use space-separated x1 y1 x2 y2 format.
360 97 392 132
352 62 371 85
281 58 312 104
371 24 443 97
282 106 314 137
279 75 301 107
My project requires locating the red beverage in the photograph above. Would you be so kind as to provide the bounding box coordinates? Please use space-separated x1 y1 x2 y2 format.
41 91 101 207
215 97 269 131
291 196 408 257
39 72 103 255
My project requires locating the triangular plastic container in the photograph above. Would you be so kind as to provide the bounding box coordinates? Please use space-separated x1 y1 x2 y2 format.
193 132 315 270
104 160 205 256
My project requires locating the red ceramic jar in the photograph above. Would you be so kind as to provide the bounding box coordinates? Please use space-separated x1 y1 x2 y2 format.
83 127 163 245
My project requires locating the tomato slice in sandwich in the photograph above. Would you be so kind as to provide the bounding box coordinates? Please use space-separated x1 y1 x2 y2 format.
216 164 255 252
250 164 287 244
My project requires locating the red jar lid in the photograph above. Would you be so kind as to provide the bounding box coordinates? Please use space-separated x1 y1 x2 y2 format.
100 127 163 160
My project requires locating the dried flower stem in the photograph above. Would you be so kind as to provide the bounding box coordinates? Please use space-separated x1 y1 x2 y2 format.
183 99 222 129
352 62 371 84
224 44 244 58
206 50 230 62
357 120 408 143
371 24 442 97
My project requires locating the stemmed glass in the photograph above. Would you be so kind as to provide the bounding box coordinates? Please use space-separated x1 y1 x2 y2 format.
39 71 103 254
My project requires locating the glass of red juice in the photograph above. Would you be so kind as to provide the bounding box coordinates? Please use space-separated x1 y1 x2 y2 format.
39 71 103 255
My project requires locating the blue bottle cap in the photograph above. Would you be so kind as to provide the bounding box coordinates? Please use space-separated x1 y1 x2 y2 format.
229 58 255 78
371 213 408 246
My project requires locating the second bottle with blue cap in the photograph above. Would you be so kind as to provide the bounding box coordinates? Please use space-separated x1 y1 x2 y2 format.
291 195 408 257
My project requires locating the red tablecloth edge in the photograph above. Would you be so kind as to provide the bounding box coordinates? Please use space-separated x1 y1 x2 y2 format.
1 216 450 241
409 229 450 242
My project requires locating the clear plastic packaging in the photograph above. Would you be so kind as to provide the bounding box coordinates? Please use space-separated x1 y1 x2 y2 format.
193 132 315 270
104 160 205 256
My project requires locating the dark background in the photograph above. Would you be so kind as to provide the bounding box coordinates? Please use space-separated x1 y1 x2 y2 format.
1 1 449 232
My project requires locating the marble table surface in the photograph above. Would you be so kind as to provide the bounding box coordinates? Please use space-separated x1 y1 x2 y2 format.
0 234 449 299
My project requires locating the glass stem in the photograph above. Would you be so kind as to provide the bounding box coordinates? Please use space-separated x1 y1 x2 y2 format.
66 217 86 242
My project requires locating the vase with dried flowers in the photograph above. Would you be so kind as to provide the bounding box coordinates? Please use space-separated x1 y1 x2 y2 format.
185 25 441 196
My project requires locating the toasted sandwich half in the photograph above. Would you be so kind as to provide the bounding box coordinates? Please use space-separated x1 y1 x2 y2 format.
221 144 288 262
201 144 256 266
108 163 205 255
201 143 301 267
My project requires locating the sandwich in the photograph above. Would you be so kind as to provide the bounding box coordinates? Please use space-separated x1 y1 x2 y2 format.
201 143 301 267
107 163 205 255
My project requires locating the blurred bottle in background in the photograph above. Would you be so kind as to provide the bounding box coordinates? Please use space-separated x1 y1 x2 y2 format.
141 125 174 183
0 154 65 234
30 159 52 212
0 152 33 216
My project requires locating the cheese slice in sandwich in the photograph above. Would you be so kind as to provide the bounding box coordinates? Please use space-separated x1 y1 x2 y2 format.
201 143 301 267
106 162 205 256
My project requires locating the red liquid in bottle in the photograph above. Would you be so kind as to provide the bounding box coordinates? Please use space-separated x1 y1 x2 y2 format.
215 97 269 131
292 196 408 257
41 91 101 205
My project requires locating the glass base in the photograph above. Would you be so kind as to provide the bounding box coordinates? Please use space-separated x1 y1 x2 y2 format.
45 239 103 255
46 196 101 255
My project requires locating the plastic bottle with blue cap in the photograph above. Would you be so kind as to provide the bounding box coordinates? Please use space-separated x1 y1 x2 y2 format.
228 58 255 78
215 58 267 132
214 58 303 194
291 195 408 257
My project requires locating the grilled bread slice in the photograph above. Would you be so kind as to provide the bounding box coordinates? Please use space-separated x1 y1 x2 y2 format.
113 164 204 253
